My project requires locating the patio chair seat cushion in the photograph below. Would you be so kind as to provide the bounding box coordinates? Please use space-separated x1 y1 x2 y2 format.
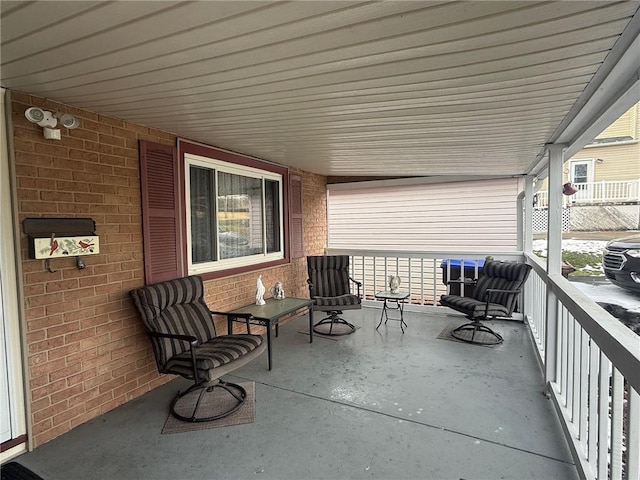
164 334 264 382
440 295 510 319
312 293 361 310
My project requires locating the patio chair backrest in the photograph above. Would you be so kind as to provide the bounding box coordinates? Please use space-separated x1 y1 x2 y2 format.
130 275 216 369
307 255 352 298
473 261 532 315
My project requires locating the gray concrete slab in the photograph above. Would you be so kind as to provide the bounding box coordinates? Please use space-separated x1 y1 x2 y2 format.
12 307 579 480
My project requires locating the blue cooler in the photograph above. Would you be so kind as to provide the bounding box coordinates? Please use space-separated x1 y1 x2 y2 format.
440 259 486 297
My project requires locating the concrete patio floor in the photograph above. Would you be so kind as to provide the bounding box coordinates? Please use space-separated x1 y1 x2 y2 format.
11 307 579 480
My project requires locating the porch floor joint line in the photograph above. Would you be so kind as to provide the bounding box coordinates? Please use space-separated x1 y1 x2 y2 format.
233 375 576 467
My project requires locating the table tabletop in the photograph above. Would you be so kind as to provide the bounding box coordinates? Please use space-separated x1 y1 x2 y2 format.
228 297 314 321
375 290 410 300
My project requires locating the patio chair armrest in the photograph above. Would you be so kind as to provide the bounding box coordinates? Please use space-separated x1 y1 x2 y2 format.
485 288 522 297
349 276 362 297
445 278 478 286
483 288 523 317
149 331 201 383
149 331 198 346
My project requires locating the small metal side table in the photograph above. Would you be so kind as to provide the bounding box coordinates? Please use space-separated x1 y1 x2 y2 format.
375 291 410 333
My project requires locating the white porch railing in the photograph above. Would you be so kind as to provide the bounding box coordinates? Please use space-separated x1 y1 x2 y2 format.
325 248 523 307
326 247 640 480
525 253 640 480
535 179 640 207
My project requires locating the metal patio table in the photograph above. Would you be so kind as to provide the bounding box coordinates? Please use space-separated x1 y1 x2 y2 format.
220 297 314 370
375 291 410 333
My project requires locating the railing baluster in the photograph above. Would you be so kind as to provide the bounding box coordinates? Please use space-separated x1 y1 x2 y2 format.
407 258 413 305
579 327 588 447
627 387 640 480
561 307 569 404
610 369 624 479
598 353 610 480
572 319 581 425
420 258 425 305
588 342 600 470
567 309 575 412
373 256 377 298
431 259 437 305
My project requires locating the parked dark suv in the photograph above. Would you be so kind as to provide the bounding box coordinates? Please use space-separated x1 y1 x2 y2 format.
603 234 640 293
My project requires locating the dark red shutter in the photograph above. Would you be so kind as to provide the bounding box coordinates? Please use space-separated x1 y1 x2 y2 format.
289 175 304 259
139 141 184 284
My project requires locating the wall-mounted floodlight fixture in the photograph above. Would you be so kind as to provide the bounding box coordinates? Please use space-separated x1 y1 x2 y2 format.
24 107 80 140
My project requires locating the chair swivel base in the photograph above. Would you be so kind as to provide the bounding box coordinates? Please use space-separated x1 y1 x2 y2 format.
312 312 356 336
451 320 503 345
170 380 246 422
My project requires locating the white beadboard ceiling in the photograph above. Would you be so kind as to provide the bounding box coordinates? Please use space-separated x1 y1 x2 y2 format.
1 1 639 179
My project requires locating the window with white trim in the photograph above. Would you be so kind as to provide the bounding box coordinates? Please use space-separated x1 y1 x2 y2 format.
185 154 284 274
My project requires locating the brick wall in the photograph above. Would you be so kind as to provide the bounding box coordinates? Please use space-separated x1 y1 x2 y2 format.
10 92 327 447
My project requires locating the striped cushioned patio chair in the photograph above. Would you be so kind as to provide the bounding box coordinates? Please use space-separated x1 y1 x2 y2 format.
307 255 362 336
440 261 532 345
130 275 265 422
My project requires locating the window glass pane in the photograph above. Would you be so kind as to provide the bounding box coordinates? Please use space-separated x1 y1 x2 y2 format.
573 164 588 183
190 166 215 263
265 179 280 253
217 172 262 259
185 150 285 274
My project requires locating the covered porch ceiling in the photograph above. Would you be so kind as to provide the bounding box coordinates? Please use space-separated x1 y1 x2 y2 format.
1 1 639 179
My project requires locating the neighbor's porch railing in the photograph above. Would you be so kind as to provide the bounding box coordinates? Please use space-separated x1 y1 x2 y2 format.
535 179 640 207
326 247 640 480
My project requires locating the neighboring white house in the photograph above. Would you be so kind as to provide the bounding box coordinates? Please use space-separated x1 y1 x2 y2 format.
535 102 640 231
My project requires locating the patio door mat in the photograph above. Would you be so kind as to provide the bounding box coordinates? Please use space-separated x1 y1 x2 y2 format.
162 382 255 434
297 324 360 340
437 323 498 347
1 462 44 480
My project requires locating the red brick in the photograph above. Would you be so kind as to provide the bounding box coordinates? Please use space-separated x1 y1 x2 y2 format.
46 321 80 339
48 342 82 361
31 378 66 401
84 141 113 154
45 278 80 293
85 391 114 411
70 128 99 141
50 362 82 382
52 403 86 427
98 134 125 147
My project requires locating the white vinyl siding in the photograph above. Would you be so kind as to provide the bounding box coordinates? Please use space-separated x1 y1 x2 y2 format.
327 178 520 253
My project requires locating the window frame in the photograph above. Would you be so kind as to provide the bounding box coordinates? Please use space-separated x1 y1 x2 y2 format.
569 158 594 185
179 141 290 279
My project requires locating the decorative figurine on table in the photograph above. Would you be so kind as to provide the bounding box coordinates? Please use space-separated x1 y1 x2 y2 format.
256 275 266 305
270 281 285 300
388 275 401 294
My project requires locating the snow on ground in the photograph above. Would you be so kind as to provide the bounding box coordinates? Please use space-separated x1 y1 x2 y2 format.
532 239 608 256
532 238 607 273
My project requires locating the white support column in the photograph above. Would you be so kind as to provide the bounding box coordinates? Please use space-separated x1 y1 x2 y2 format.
547 145 565 276
517 192 524 251
544 144 565 389
522 176 535 322
524 175 534 253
